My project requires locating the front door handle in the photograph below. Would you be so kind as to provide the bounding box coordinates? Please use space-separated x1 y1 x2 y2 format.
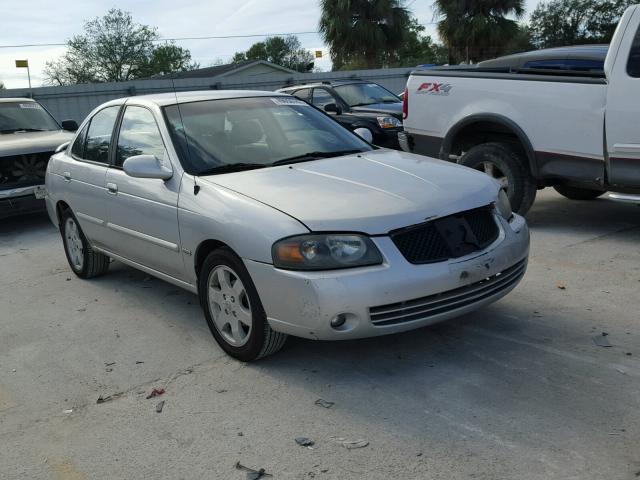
106 182 118 194
63 171 71 182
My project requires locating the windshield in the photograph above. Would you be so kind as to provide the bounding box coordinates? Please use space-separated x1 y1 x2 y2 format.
164 96 372 175
0 102 60 133
334 83 400 107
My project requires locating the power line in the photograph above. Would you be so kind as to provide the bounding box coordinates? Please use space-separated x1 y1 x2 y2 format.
0 31 321 49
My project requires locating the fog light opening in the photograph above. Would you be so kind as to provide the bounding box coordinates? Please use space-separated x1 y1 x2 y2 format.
330 314 347 329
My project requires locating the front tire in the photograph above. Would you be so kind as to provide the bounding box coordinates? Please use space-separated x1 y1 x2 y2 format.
460 142 537 215
198 248 287 361
60 209 110 278
553 185 606 200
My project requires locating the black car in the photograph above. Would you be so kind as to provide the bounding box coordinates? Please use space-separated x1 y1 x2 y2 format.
277 81 403 149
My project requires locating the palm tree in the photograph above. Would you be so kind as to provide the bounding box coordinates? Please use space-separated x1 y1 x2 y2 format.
434 0 526 64
319 0 411 69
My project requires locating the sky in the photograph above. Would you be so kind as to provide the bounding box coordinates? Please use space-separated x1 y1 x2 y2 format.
0 0 543 89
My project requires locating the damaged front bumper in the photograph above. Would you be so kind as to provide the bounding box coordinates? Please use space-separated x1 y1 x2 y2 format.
245 214 530 340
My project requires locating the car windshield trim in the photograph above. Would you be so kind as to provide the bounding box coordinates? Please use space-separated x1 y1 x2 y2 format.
196 163 269 176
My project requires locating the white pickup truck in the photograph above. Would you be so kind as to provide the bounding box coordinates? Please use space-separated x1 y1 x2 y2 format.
399 4 640 213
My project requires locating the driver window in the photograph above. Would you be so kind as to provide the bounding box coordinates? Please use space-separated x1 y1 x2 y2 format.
116 106 167 167
628 25 640 77
311 88 336 110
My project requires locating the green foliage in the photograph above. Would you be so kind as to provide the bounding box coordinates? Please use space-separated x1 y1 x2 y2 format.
139 43 199 77
0 81 5 90
232 36 315 72
319 0 413 69
434 0 526 64
529 0 635 48
384 19 449 67
43 9 197 85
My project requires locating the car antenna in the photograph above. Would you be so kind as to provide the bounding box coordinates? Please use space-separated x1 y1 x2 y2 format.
171 77 200 195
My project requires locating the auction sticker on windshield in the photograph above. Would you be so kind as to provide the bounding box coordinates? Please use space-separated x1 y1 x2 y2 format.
271 97 309 106
19 103 42 109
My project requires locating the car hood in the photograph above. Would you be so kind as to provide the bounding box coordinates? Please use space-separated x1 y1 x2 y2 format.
0 130 74 156
350 102 403 117
200 150 499 234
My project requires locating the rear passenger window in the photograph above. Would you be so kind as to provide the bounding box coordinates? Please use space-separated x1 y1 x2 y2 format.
628 26 640 77
84 106 119 163
70 124 88 158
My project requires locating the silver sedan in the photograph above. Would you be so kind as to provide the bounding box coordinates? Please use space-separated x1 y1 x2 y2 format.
45 90 529 361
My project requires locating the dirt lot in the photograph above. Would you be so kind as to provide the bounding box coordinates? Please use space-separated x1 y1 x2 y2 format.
0 189 639 480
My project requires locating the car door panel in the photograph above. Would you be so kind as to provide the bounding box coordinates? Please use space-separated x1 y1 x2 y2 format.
606 12 640 188
64 107 120 244
103 105 184 280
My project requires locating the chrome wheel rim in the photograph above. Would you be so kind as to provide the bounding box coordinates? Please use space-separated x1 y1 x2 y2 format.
479 161 509 189
207 265 252 347
65 218 84 271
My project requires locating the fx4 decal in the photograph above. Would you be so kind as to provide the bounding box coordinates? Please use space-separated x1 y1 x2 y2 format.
417 82 453 96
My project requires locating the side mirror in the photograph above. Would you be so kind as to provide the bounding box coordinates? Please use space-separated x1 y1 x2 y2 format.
61 119 78 131
123 155 173 180
324 103 342 114
353 127 373 143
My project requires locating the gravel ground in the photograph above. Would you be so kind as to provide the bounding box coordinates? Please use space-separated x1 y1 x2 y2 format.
0 189 639 480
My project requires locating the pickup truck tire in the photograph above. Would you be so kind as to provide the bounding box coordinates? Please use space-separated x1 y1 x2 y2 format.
553 185 606 200
61 209 110 279
199 247 287 361
459 142 537 215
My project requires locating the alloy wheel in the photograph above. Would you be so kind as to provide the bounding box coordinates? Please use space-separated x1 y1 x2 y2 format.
207 265 252 347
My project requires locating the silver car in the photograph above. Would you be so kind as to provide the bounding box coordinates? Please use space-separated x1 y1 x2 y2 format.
45 90 529 361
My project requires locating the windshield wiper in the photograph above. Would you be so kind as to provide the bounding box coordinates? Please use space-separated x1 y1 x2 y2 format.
197 163 268 175
0 128 49 134
350 102 376 107
272 149 365 166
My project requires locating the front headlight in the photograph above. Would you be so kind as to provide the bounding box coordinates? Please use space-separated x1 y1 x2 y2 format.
272 234 384 270
376 116 402 129
495 189 513 221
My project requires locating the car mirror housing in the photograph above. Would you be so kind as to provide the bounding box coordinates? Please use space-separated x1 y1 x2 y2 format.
324 103 342 114
61 119 78 131
353 127 373 143
123 155 173 180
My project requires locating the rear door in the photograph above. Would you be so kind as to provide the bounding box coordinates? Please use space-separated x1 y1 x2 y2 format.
606 11 640 188
103 104 184 280
64 105 120 245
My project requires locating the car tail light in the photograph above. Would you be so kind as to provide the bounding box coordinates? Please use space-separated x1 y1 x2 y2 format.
402 88 408 120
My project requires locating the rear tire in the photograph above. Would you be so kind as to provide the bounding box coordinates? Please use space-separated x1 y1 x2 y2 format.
459 142 537 215
60 209 110 279
553 185 606 200
198 247 287 361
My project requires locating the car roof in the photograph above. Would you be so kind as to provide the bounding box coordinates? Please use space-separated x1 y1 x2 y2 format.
278 80 370 91
100 90 290 108
0 97 36 103
478 45 608 69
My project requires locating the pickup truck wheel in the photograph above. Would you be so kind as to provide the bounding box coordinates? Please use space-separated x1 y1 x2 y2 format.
60 209 110 279
199 248 287 361
553 185 606 200
460 142 537 215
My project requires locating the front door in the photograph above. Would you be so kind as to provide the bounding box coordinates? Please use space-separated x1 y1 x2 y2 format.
606 13 640 188
103 105 184 280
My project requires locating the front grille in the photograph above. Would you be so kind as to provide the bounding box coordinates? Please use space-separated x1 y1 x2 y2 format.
0 151 53 190
391 206 499 264
369 259 526 326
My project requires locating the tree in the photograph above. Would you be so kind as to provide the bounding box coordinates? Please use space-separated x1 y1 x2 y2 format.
529 0 635 49
43 9 196 85
319 0 412 70
232 36 314 72
139 43 199 77
0 81 5 90
434 0 526 64
384 19 449 67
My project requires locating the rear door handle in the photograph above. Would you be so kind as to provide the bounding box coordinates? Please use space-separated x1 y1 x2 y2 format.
106 182 118 194
63 171 71 182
